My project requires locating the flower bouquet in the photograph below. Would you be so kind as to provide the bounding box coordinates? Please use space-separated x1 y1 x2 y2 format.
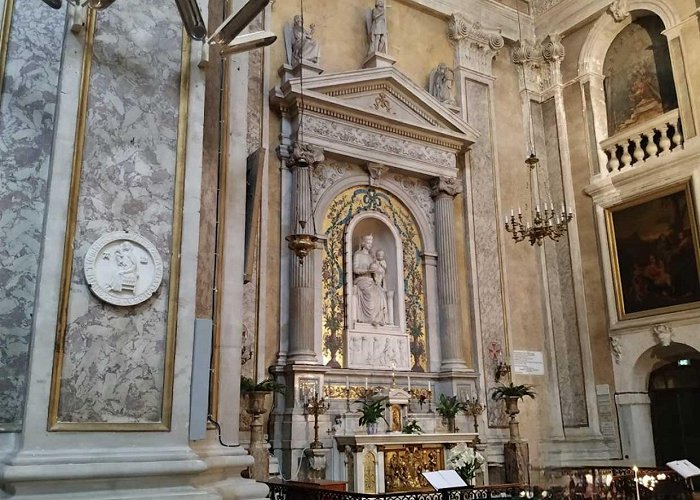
446 443 485 486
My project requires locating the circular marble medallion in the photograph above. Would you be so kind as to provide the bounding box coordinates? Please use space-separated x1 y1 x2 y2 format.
84 231 163 306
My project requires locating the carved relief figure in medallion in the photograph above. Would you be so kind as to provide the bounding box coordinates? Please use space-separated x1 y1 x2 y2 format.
109 242 139 293
353 234 389 326
366 0 387 56
84 231 163 307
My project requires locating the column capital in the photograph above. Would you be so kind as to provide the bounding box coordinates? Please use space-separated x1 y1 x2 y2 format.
448 14 504 77
286 142 325 169
511 33 565 93
430 176 463 198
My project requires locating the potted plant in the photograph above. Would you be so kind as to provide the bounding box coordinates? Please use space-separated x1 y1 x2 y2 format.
240 377 284 415
357 397 388 435
490 382 536 415
491 382 535 441
446 442 485 486
436 394 466 433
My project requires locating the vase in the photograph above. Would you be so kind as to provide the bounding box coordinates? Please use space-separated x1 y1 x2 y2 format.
244 391 271 481
367 422 379 435
447 417 457 433
504 396 521 441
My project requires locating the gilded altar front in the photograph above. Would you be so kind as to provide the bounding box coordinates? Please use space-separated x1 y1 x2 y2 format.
384 445 444 492
336 433 476 494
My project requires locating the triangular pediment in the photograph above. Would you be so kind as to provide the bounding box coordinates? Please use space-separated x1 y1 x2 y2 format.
275 66 479 147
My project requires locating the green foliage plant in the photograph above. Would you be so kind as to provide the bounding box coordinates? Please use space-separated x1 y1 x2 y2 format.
240 376 285 394
490 382 536 401
436 394 466 418
357 398 388 426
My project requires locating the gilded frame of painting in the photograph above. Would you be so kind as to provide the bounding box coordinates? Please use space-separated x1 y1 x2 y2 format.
606 181 700 320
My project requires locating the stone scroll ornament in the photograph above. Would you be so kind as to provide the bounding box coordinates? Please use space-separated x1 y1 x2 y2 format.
84 231 164 306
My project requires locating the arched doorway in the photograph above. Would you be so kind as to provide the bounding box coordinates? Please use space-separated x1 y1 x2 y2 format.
648 354 700 475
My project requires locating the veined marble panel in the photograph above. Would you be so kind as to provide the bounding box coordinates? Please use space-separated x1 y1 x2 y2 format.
0 3 65 430
57 0 183 424
538 99 587 427
464 80 508 427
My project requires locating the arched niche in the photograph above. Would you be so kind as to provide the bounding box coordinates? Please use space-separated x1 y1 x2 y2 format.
345 212 406 334
319 185 428 372
602 14 678 136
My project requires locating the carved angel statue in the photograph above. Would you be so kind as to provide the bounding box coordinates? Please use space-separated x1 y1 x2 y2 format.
283 15 320 66
365 0 387 56
428 63 455 105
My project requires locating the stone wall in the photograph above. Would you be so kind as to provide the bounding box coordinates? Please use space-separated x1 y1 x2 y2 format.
0 2 65 431
56 0 185 425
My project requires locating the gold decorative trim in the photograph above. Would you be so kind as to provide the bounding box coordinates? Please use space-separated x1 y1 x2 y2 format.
0 0 14 98
48 8 97 431
209 55 231 423
48 17 192 431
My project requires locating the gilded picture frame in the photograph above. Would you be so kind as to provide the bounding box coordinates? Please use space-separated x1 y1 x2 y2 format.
606 181 700 320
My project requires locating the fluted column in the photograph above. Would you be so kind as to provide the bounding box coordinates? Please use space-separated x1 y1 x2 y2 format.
287 142 324 364
431 176 468 372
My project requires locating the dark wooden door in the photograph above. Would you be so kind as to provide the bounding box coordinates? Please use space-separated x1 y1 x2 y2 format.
648 358 700 488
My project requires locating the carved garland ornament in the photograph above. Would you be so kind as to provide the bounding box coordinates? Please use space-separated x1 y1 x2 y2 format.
83 231 163 306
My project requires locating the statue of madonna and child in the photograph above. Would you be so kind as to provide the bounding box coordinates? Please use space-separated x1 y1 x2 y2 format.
352 234 392 326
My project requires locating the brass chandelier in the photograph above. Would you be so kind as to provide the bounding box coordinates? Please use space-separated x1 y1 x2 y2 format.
504 155 574 246
503 6 573 247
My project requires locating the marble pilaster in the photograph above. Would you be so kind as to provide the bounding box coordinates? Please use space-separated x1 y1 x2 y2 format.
430 176 468 372
0 1 65 431
451 15 508 426
286 142 324 364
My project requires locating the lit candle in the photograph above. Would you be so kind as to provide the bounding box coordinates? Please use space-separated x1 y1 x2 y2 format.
365 377 368 389
428 380 431 392
510 208 514 217
407 376 411 391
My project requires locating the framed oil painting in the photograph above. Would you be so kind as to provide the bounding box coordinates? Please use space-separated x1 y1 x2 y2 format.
607 182 700 320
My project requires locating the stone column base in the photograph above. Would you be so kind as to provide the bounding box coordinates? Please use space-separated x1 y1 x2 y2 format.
504 441 530 485
0 446 210 499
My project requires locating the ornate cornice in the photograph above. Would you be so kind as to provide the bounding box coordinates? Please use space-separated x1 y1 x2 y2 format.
448 14 504 77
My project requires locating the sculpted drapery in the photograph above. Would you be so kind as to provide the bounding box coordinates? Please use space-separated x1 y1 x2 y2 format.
352 234 389 326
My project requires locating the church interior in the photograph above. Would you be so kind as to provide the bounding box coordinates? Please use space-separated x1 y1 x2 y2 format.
1 0 700 498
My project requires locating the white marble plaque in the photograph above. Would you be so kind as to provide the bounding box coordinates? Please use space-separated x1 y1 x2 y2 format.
595 384 616 439
512 350 545 375
347 331 410 370
84 231 163 306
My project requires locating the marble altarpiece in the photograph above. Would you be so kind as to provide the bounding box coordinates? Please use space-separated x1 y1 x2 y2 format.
270 48 485 489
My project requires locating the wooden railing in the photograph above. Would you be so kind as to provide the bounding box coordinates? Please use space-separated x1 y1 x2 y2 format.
600 109 683 174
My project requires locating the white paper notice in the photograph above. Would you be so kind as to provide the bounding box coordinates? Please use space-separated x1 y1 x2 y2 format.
512 350 545 375
422 470 467 490
666 460 700 479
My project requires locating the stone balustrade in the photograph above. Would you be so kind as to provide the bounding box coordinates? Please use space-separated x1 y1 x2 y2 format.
601 109 683 174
